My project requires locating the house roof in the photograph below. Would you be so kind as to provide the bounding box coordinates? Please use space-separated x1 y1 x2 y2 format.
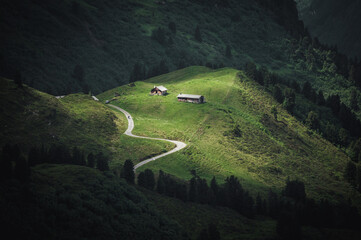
177 94 203 99
156 85 167 91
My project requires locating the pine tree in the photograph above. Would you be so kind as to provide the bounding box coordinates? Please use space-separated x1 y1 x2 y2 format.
195 25 202 42
168 22 176 34
14 156 31 182
317 90 325 105
0 144 14 180
123 160 135 184
151 27 167 45
72 147 82 165
137 169 155 190
28 147 40 167
305 111 320 130
291 80 301 93
208 223 221 240
283 88 296 113
244 62 257 80
96 152 109 171
197 228 209 240
225 45 232 58
349 65 356 83
80 151 86 166
350 89 359 111
189 177 198 202
210 176 219 204
137 171 146 188
175 183 188 202
283 178 306 202
345 161 357 187
271 106 278 121
144 169 155 190
276 211 302 240
272 85 283 103
256 193 264 215
157 170 166 194
357 166 361 192
129 62 145 83
338 128 349 146
14 71 23 88
302 81 312 99
72 65 84 82
87 153 95 168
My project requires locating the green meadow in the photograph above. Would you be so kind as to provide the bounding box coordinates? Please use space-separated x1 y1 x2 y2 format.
0 77 172 165
98 66 357 204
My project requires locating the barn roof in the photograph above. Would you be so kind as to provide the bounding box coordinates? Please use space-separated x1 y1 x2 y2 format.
156 85 167 91
177 94 203 99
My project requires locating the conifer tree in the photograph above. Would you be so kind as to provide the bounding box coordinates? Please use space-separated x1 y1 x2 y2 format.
272 85 283 103
317 90 325 105
302 81 312 99
225 45 232 58
87 153 95 168
137 169 155 190
143 169 155 190
168 22 176 34
157 170 166 194
357 166 361 192
271 106 278 121
189 177 198 202
96 152 109 171
305 111 320 130
14 156 31 182
123 160 135 184
14 71 23 88
276 211 302 240
197 228 209 240
208 223 221 240
350 89 359 111
345 161 357 187
28 147 40 167
0 144 13 180
195 25 202 42
137 171 146 188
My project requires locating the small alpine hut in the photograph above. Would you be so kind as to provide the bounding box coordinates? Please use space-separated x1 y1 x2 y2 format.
150 85 168 95
177 93 205 103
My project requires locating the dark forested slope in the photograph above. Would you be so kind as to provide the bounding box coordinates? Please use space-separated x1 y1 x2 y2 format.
0 0 304 95
0 164 186 240
297 0 361 59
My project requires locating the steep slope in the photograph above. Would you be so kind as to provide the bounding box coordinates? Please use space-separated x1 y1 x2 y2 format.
142 189 277 240
0 77 173 167
0 0 302 94
0 164 186 239
98 66 359 205
297 0 361 58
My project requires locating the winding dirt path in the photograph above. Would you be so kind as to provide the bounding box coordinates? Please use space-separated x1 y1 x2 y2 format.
109 104 187 171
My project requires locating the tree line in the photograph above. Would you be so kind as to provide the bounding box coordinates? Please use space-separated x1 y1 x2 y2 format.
0 144 111 183
2 144 360 239
244 61 361 148
129 165 361 239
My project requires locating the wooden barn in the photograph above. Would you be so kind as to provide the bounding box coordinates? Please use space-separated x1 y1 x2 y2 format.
150 86 168 95
177 94 205 103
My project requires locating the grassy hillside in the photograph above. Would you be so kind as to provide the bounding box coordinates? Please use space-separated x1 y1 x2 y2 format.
0 77 173 166
0 164 186 239
98 66 359 205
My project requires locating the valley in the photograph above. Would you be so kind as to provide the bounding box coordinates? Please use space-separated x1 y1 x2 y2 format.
1 0 361 239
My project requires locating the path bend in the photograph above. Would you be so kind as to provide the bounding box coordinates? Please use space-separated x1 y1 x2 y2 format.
109 104 187 171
